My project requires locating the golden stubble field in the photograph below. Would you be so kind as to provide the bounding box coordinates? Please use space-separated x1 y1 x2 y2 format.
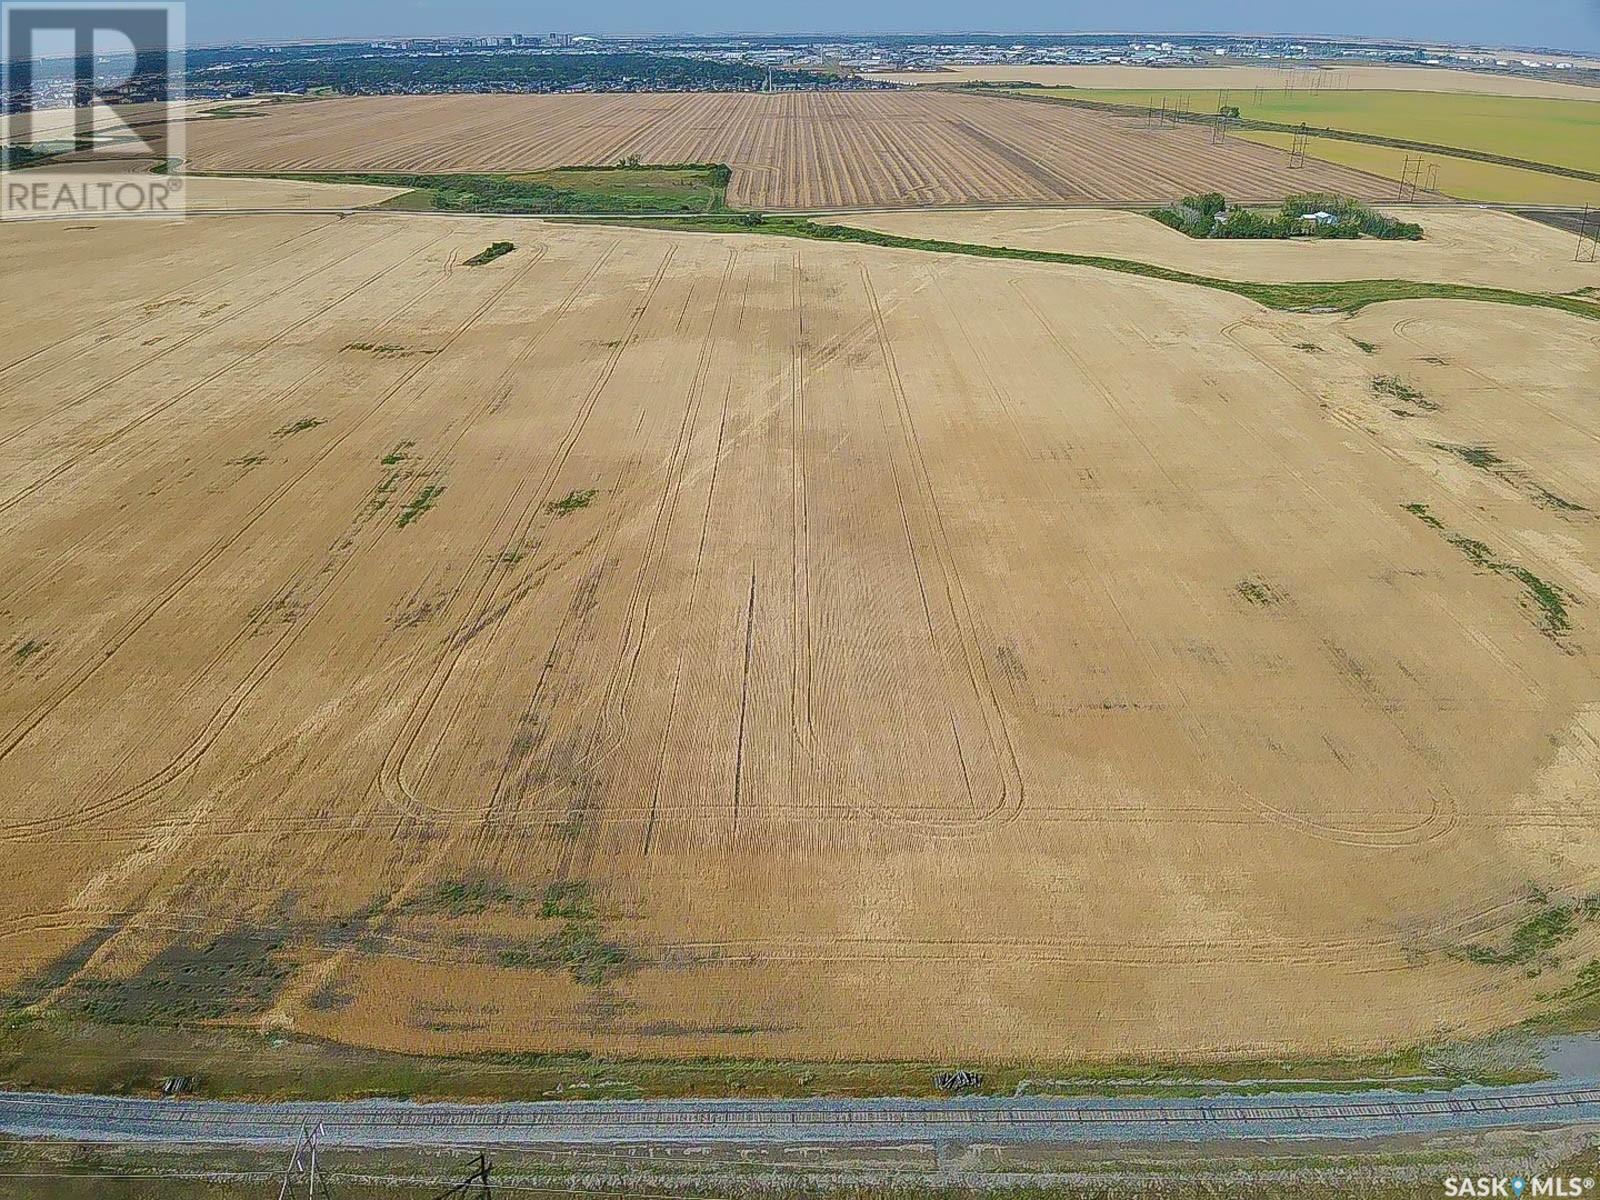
821 205 1600 291
181 91 1391 209
2 210 1599 1063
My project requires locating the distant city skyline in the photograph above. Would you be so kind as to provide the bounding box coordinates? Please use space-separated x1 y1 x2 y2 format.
181 2 1600 54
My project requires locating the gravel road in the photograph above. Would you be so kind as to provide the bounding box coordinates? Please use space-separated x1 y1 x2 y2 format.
6 1084 1600 1149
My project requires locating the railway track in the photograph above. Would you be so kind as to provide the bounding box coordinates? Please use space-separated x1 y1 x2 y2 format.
5 1086 1600 1148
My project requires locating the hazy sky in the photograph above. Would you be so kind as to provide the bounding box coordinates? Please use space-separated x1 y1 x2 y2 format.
183 1 1600 54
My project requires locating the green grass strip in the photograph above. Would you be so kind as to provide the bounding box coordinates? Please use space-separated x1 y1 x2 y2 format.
582 214 1600 322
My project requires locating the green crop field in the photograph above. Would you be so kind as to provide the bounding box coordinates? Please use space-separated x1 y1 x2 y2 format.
1237 129 1600 206
1012 88 1600 175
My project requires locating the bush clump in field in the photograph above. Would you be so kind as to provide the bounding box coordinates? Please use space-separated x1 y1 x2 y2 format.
1150 191 1423 241
463 241 515 266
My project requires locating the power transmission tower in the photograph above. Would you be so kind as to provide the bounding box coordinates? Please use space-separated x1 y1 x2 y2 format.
275 1125 333 1200
430 1153 494 1200
1288 123 1310 168
1211 112 1231 145
1397 155 1431 202
1577 206 1600 263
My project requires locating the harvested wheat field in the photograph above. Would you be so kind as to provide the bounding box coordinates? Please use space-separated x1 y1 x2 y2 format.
3 212 1600 1065
183 91 1393 209
824 205 1600 292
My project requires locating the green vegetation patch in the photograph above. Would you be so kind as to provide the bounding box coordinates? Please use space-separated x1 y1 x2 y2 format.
1236 580 1283 607
396 484 445 528
484 881 625 987
407 877 527 918
1150 192 1422 241
540 880 597 921
463 241 514 266
12 638 46 663
1458 891 1600 970
1372 375 1438 410
272 417 325 437
585 214 1600 325
0 142 67 170
546 488 597 516
1434 443 1505 471
1432 443 1589 513
1404 502 1573 637
224 163 733 216
497 922 629 986
42 925 301 1026
345 342 435 359
1005 86 1600 178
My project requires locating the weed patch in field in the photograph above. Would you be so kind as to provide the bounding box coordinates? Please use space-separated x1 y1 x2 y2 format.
396 484 445 528
1460 894 1592 968
1532 486 1588 514
463 241 515 266
49 925 300 1025
1433 443 1506 471
345 342 435 359
1405 504 1573 637
11 639 46 663
498 922 629 986
541 880 597 921
546 488 597 516
1432 443 1590 514
1236 580 1283 607
273 417 325 437
409 878 527 918
1372 375 1437 410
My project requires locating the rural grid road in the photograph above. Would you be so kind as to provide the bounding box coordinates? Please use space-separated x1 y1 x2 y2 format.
5 1085 1600 1148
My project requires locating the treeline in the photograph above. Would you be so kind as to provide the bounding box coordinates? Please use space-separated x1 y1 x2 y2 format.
0 143 60 168
1151 192 1424 240
185 52 861 95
